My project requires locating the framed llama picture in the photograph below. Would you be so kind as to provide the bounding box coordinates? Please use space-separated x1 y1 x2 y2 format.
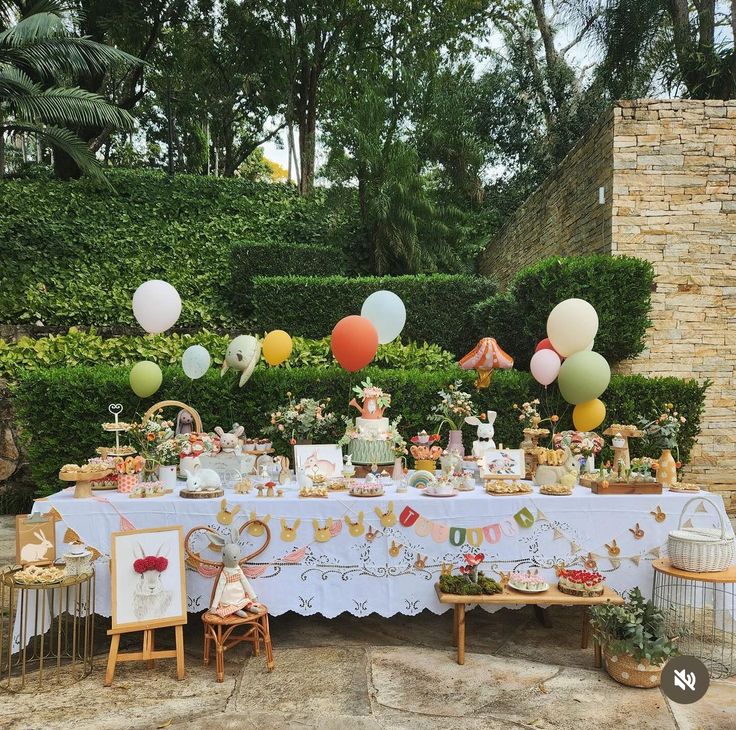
293 444 343 479
110 525 187 632
16 514 56 566
482 449 525 479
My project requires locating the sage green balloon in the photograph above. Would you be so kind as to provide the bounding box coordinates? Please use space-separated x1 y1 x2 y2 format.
557 351 610 405
129 360 162 398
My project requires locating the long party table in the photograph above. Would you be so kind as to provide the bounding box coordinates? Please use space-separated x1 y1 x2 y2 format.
32 482 732 619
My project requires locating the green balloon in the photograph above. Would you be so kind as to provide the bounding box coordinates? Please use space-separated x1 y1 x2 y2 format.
129 360 162 398
557 351 610 405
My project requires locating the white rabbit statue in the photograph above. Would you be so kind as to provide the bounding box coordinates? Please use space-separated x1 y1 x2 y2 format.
209 526 262 617
20 529 53 563
464 410 497 458
183 465 222 491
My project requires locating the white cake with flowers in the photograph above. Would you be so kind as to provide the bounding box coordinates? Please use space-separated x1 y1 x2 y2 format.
339 380 404 466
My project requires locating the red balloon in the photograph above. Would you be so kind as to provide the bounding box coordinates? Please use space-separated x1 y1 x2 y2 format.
331 315 379 372
535 338 563 359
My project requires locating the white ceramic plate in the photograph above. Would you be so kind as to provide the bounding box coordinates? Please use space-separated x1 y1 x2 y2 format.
508 581 550 594
422 490 459 498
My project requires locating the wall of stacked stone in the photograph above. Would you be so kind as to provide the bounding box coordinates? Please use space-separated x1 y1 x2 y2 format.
477 109 615 286
480 99 736 510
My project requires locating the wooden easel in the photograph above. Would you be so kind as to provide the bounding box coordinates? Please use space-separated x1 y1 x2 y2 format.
104 622 186 686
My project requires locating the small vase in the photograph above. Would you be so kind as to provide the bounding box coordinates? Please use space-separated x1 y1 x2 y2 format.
392 457 404 482
158 464 178 489
585 455 595 473
656 448 677 487
117 473 140 494
447 430 465 459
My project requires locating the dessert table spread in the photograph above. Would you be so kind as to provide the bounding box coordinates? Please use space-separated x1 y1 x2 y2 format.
31 481 734 620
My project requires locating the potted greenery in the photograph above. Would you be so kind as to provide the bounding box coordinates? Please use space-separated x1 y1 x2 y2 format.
589 587 678 688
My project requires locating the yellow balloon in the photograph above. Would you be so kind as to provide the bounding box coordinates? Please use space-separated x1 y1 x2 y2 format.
129 360 162 398
262 330 293 366
572 399 606 432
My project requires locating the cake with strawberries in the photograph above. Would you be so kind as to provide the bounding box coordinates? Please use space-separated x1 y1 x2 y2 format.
558 569 605 597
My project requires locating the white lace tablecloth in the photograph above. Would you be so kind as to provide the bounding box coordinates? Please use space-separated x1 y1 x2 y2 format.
32 483 732 619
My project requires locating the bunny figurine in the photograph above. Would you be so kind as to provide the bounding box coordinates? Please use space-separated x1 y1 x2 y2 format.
465 411 497 458
213 425 245 453
209 526 262 617
183 465 222 491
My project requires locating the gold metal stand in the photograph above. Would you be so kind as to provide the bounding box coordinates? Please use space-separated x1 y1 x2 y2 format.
0 566 95 692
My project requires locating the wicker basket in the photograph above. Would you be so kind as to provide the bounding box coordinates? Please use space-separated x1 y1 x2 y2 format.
668 496 735 572
603 649 663 688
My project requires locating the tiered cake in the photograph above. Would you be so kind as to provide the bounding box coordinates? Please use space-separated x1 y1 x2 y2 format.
344 380 395 466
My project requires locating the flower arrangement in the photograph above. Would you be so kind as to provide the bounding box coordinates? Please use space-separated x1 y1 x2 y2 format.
351 378 391 410
638 403 686 460
513 400 559 433
553 431 604 457
589 587 678 666
429 381 477 432
156 439 180 467
265 393 337 444
133 555 169 574
128 414 175 480
439 552 502 596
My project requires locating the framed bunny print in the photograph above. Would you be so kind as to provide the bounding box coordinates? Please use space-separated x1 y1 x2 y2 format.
482 449 525 479
293 444 343 479
16 514 56 566
110 525 187 632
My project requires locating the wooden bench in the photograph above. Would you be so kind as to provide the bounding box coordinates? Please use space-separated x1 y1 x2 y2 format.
435 583 624 666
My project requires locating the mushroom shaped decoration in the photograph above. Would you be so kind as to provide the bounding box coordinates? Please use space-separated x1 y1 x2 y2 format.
459 338 514 389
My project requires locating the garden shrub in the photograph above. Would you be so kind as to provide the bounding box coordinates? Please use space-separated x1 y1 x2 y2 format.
230 242 346 313
474 255 654 368
0 329 456 381
0 170 350 329
14 366 706 496
251 274 496 356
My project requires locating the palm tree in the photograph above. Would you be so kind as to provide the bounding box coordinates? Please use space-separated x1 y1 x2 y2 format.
1 0 139 182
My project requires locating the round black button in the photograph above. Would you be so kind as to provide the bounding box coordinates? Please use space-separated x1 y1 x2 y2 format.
661 656 710 704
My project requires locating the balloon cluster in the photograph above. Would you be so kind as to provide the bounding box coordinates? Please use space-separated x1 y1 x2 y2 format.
530 298 610 431
330 291 406 372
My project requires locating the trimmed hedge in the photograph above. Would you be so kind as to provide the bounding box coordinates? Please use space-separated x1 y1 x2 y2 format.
14 366 706 496
0 329 456 380
251 274 495 356
0 170 349 329
230 242 346 314
474 255 654 368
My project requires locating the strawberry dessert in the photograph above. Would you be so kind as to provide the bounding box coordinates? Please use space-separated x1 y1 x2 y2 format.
558 569 605 596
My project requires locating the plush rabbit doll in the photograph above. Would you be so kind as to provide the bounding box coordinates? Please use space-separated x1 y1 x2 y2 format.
465 410 497 458
209 526 262 617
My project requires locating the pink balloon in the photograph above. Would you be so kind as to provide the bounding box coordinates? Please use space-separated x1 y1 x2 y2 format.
530 348 561 386
535 337 564 360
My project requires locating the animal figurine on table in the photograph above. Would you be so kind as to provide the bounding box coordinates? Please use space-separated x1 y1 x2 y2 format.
533 446 577 486
220 335 261 387
175 409 195 436
213 425 245 453
183 465 222 491
208 526 262 617
464 411 497 458
132 543 173 620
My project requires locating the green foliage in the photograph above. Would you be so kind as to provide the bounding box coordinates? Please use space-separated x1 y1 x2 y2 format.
589 587 679 665
0 329 456 381
439 573 503 596
0 170 350 328
252 274 495 356
475 256 654 368
230 243 346 313
14 366 706 497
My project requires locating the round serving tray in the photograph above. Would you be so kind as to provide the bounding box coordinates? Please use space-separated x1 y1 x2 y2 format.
179 488 225 499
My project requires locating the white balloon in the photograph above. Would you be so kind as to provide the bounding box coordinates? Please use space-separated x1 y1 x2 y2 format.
361 290 406 344
132 280 182 334
546 298 599 357
182 345 211 379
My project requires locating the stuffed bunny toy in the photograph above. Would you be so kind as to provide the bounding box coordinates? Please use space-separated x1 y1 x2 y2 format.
175 409 195 436
465 410 497 458
213 424 245 453
209 526 262 617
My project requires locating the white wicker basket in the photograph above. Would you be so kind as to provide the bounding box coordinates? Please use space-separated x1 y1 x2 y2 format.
668 496 735 572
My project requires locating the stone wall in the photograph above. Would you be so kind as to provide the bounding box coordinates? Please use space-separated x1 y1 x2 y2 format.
478 109 614 286
480 99 736 510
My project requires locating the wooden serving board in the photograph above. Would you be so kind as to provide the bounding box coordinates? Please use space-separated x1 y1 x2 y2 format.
590 481 662 495
179 488 225 499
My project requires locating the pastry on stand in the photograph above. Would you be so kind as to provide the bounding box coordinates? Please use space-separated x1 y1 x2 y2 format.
59 463 113 498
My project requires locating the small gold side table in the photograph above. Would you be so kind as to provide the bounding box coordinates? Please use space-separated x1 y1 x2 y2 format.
0 566 95 692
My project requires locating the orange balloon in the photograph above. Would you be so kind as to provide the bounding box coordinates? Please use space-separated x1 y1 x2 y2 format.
330 315 379 372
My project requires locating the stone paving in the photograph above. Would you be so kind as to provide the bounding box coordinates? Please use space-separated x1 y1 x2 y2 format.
1 517 734 729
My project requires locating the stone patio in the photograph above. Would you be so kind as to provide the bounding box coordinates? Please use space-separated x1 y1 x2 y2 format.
1 515 734 729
